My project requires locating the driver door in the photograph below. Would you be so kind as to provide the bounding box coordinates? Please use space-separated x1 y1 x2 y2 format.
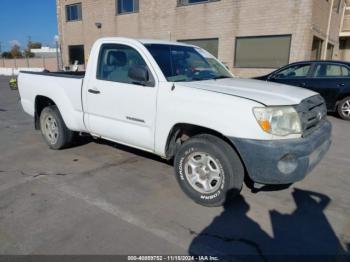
84 43 157 151
270 63 314 89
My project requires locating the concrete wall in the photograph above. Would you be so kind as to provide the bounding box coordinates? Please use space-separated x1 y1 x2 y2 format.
0 58 58 72
57 0 345 77
0 68 44 76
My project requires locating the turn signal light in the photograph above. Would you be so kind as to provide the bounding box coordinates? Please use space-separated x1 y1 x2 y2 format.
258 120 271 132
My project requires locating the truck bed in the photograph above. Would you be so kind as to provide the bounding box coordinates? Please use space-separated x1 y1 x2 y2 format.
18 70 86 132
20 70 85 79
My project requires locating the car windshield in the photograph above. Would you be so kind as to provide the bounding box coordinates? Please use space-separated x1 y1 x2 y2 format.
145 44 233 82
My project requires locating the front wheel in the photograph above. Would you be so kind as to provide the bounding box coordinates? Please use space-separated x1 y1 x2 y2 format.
40 106 74 150
174 134 244 207
337 97 350 121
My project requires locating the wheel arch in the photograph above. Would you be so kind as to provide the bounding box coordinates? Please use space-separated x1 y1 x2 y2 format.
34 95 56 130
336 93 350 107
165 123 245 167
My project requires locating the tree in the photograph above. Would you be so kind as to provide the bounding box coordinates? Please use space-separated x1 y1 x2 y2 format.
29 42 42 49
1 52 12 59
23 49 35 58
24 41 42 58
10 44 23 58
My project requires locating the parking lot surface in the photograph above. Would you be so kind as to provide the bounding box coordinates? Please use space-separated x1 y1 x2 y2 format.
0 76 349 258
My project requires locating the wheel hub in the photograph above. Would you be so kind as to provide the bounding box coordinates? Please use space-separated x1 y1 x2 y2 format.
43 114 59 144
184 152 222 194
341 100 350 117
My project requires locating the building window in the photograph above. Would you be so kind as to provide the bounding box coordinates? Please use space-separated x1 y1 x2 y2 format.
177 0 219 6
234 35 291 68
178 38 219 57
117 0 139 14
340 38 347 50
68 45 85 65
66 3 82 22
327 43 334 60
311 36 323 60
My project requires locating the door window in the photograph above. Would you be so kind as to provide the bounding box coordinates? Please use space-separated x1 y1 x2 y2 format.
314 64 350 78
275 64 311 79
97 44 152 85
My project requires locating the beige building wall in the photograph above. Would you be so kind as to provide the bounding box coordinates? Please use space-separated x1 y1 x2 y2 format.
57 0 345 77
311 0 344 59
340 1 350 61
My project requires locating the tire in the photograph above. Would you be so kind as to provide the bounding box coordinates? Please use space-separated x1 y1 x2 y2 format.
39 106 74 150
174 134 244 207
337 97 350 121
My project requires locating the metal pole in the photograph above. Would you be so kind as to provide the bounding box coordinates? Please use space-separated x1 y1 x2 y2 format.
56 40 60 71
323 0 335 60
59 43 63 70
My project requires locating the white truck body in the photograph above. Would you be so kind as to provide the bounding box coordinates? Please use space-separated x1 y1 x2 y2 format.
18 37 332 206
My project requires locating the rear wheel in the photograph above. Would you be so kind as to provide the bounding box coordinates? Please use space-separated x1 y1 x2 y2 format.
337 97 350 121
174 134 244 207
40 106 74 149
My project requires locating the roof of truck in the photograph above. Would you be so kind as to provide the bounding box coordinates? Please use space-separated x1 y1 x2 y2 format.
97 37 195 47
138 39 193 46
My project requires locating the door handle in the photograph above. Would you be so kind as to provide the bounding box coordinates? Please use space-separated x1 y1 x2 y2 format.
88 89 101 94
338 83 345 87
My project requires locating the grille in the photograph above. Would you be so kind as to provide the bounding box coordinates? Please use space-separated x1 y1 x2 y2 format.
295 95 327 137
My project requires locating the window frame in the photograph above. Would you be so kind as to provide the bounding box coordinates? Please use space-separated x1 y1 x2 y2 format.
177 0 220 7
234 34 292 69
144 43 232 83
65 3 82 22
312 62 350 79
116 0 139 15
271 63 314 79
96 43 155 87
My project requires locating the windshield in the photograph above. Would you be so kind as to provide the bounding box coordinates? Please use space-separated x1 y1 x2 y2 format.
145 44 233 82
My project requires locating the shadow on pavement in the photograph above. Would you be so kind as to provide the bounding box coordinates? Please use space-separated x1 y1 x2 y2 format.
189 188 348 261
72 135 172 165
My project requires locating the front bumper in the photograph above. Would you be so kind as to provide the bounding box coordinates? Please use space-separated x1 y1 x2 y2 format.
230 120 332 185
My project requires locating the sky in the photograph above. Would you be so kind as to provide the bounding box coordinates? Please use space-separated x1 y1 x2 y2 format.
0 0 57 52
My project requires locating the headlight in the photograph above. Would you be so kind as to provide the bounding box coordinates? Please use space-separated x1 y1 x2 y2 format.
253 106 302 136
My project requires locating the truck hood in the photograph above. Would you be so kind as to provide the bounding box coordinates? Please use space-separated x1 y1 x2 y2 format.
178 78 317 106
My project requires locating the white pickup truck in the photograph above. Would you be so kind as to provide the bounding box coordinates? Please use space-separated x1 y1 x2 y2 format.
18 37 331 207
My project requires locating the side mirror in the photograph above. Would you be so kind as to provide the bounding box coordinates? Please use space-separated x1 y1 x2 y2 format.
128 65 149 86
9 78 18 90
